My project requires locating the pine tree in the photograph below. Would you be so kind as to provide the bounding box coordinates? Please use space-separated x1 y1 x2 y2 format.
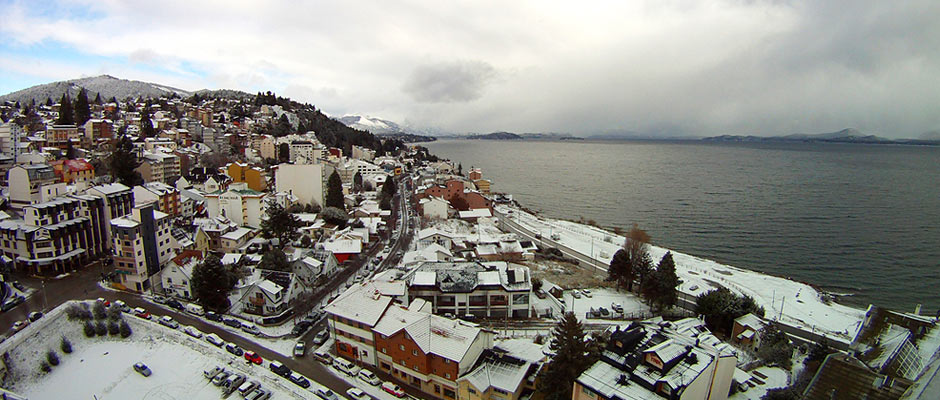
381 176 397 200
191 255 236 313
260 201 301 245
539 313 600 400
258 248 291 272
353 172 363 192
607 248 634 291
139 106 155 138
94 92 102 104
326 171 345 209
644 252 679 311
56 93 74 125
73 87 91 126
110 128 143 187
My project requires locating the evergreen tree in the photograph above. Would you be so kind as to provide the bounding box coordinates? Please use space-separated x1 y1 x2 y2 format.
191 255 236 313
110 128 143 187
94 92 102 104
45 97 53 107
56 93 74 125
139 106 155 138
757 324 794 369
353 172 363 192
320 206 348 228
260 201 301 245
65 141 77 160
695 287 765 336
458 163 463 176
607 249 634 291
258 248 291 272
539 313 600 400
381 176 397 200
643 252 679 311
73 87 91 126
326 171 345 209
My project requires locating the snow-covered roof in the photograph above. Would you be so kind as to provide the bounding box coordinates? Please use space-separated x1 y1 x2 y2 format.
221 227 252 241
462 350 532 394
110 217 138 228
412 271 437 286
459 208 492 219
323 281 394 327
735 313 766 331
373 304 483 363
221 253 243 265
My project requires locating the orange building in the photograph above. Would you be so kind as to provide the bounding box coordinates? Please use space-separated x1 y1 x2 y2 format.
49 159 95 183
225 162 267 192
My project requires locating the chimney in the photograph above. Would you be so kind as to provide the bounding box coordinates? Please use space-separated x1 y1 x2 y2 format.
915 304 923 315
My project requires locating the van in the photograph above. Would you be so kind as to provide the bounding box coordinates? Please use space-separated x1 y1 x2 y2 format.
332 357 359 376
185 303 205 316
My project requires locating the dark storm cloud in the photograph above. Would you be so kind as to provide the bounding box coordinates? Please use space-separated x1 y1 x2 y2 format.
402 60 496 103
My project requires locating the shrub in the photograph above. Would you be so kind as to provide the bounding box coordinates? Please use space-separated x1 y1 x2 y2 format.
46 350 59 366
60 337 72 354
108 321 120 336
66 303 93 321
84 321 96 337
39 361 51 373
107 306 123 321
95 321 107 336
119 321 132 338
92 302 107 320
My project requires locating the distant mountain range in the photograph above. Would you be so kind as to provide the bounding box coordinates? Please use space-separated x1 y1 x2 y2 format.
703 128 940 146
466 132 522 140
0 75 193 104
335 115 436 143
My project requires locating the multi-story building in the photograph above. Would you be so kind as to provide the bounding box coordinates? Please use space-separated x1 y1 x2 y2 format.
49 159 95 183
7 164 58 208
406 261 533 319
0 122 24 157
373 302 494 400
324 282 396 367
0 195 107 275
351 145 376 161
225 162 267 192
137 151 181 185
161 249 203 299
110 204 174 292
133 182 181 216
573 319 737 400
82 119 113 148
337 159 383 184
458 340 546 400
85 182 135 252
204 183 267 228
275 163 324 208
45 125 79 149
288 141 318 164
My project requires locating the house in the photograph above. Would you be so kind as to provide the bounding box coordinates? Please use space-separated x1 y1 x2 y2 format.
574 320 737 400
324 281 396 367
731 313 767 351
458 208 492 223
49 159 95 183
161 250 203 299
320 232 363 263
220 227 255 253
110 204 174 292
405 261 533 319
457 342 543 400
402 244 454 264
417 228 458 251
474 239 524 262
373 302 494 400
420 196 450 220
243 278 290 316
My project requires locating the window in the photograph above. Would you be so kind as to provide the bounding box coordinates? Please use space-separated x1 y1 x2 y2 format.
468 388 476 395
381 347 387 354
445 373 451 379
399 344 405 351
412 349 417 356
443 388 456 399
444 359 451 364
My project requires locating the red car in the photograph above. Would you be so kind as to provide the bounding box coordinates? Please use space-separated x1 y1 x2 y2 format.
382 382 406 398
133 307 152 320
244 351 262 365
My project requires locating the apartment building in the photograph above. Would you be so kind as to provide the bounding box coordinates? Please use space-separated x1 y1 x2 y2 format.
7 164 57 208
85 182 135 251
133 182 181 216
204 183 267 228
110 204 174 292
225 162 267 191
406 261 533 319
137 151 181 185
275 163 324 208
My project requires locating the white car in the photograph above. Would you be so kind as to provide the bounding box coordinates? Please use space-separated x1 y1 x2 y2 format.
357 369 381 386
205 333 224 347
346 388 370 400
158 316 179 329
183 326 203 338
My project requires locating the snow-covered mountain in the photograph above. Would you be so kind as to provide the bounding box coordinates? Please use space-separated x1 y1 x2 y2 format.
337 115 405 135
0 75 192 104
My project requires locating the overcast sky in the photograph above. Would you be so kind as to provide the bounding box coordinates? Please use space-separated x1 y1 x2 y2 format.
1 0 938 138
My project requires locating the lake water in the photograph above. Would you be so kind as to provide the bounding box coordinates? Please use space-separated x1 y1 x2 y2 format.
424 139 940 313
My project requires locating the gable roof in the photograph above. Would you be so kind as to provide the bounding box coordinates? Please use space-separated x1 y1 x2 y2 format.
323 281 394 327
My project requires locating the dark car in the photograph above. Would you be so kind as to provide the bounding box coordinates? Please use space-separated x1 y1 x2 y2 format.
206 311 223 322
291 320 312 336
223 317 242 328
2 296 24 312
225 342 244 356
269 360 291 377
133 362 152 377
288 372 310 388
166 299 184 310
28 311 43 322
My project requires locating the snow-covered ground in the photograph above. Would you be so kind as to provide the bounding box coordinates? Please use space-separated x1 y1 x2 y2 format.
499 205 866 343
563 288 650 322
0 302 313 399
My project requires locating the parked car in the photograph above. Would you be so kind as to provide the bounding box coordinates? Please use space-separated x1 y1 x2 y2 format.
185 303 205 316
27 311 43 322
291 320 312 336
152 295 168 304
346 388 370 400
113 300 130 313
133 362 152 377
248 388 271 400
582 289 593 298
293 341 306 357
133 307 151 319
382 381 406 398
96 297 110 307
244 351 262 365
313 350 332 364
571 290 582 299
225 342 244 356
288 372 310 388
611 302 624 313
183 326 203 338
205 311 223 322
158 316 179 329
223 317 241 328
204 366 224 380
358 369 381 386
269 360 290 377
313 330 329 345
12 321 27 332
166 299 184 310
212 371 231 386
240 322 261 336
238 380 260 396
205 333 224 347
332 357 359 376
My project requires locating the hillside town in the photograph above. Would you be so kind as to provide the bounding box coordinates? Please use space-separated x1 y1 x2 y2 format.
0 90 938 400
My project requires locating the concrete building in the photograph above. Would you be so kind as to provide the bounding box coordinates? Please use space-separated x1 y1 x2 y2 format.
225 162 267 192
275 163 324 208
204 183 267 228
49 159 95 183
405 262 533 319
7 164 58 208
133 182 181 217
137 151 181 185
110 204 174 292
419 196 450 220
85 182 135 252
0 122 24 157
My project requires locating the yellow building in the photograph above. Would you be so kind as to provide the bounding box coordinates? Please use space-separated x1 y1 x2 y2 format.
473 179 491 195
226 162 267 192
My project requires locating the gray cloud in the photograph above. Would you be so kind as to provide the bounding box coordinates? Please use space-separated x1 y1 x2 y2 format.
402 60 496 103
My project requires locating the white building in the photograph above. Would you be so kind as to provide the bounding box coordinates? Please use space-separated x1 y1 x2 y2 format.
420 196 450 219
204 183 267 228
110 204 175 292
161 250 203 299
275 163 324 208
